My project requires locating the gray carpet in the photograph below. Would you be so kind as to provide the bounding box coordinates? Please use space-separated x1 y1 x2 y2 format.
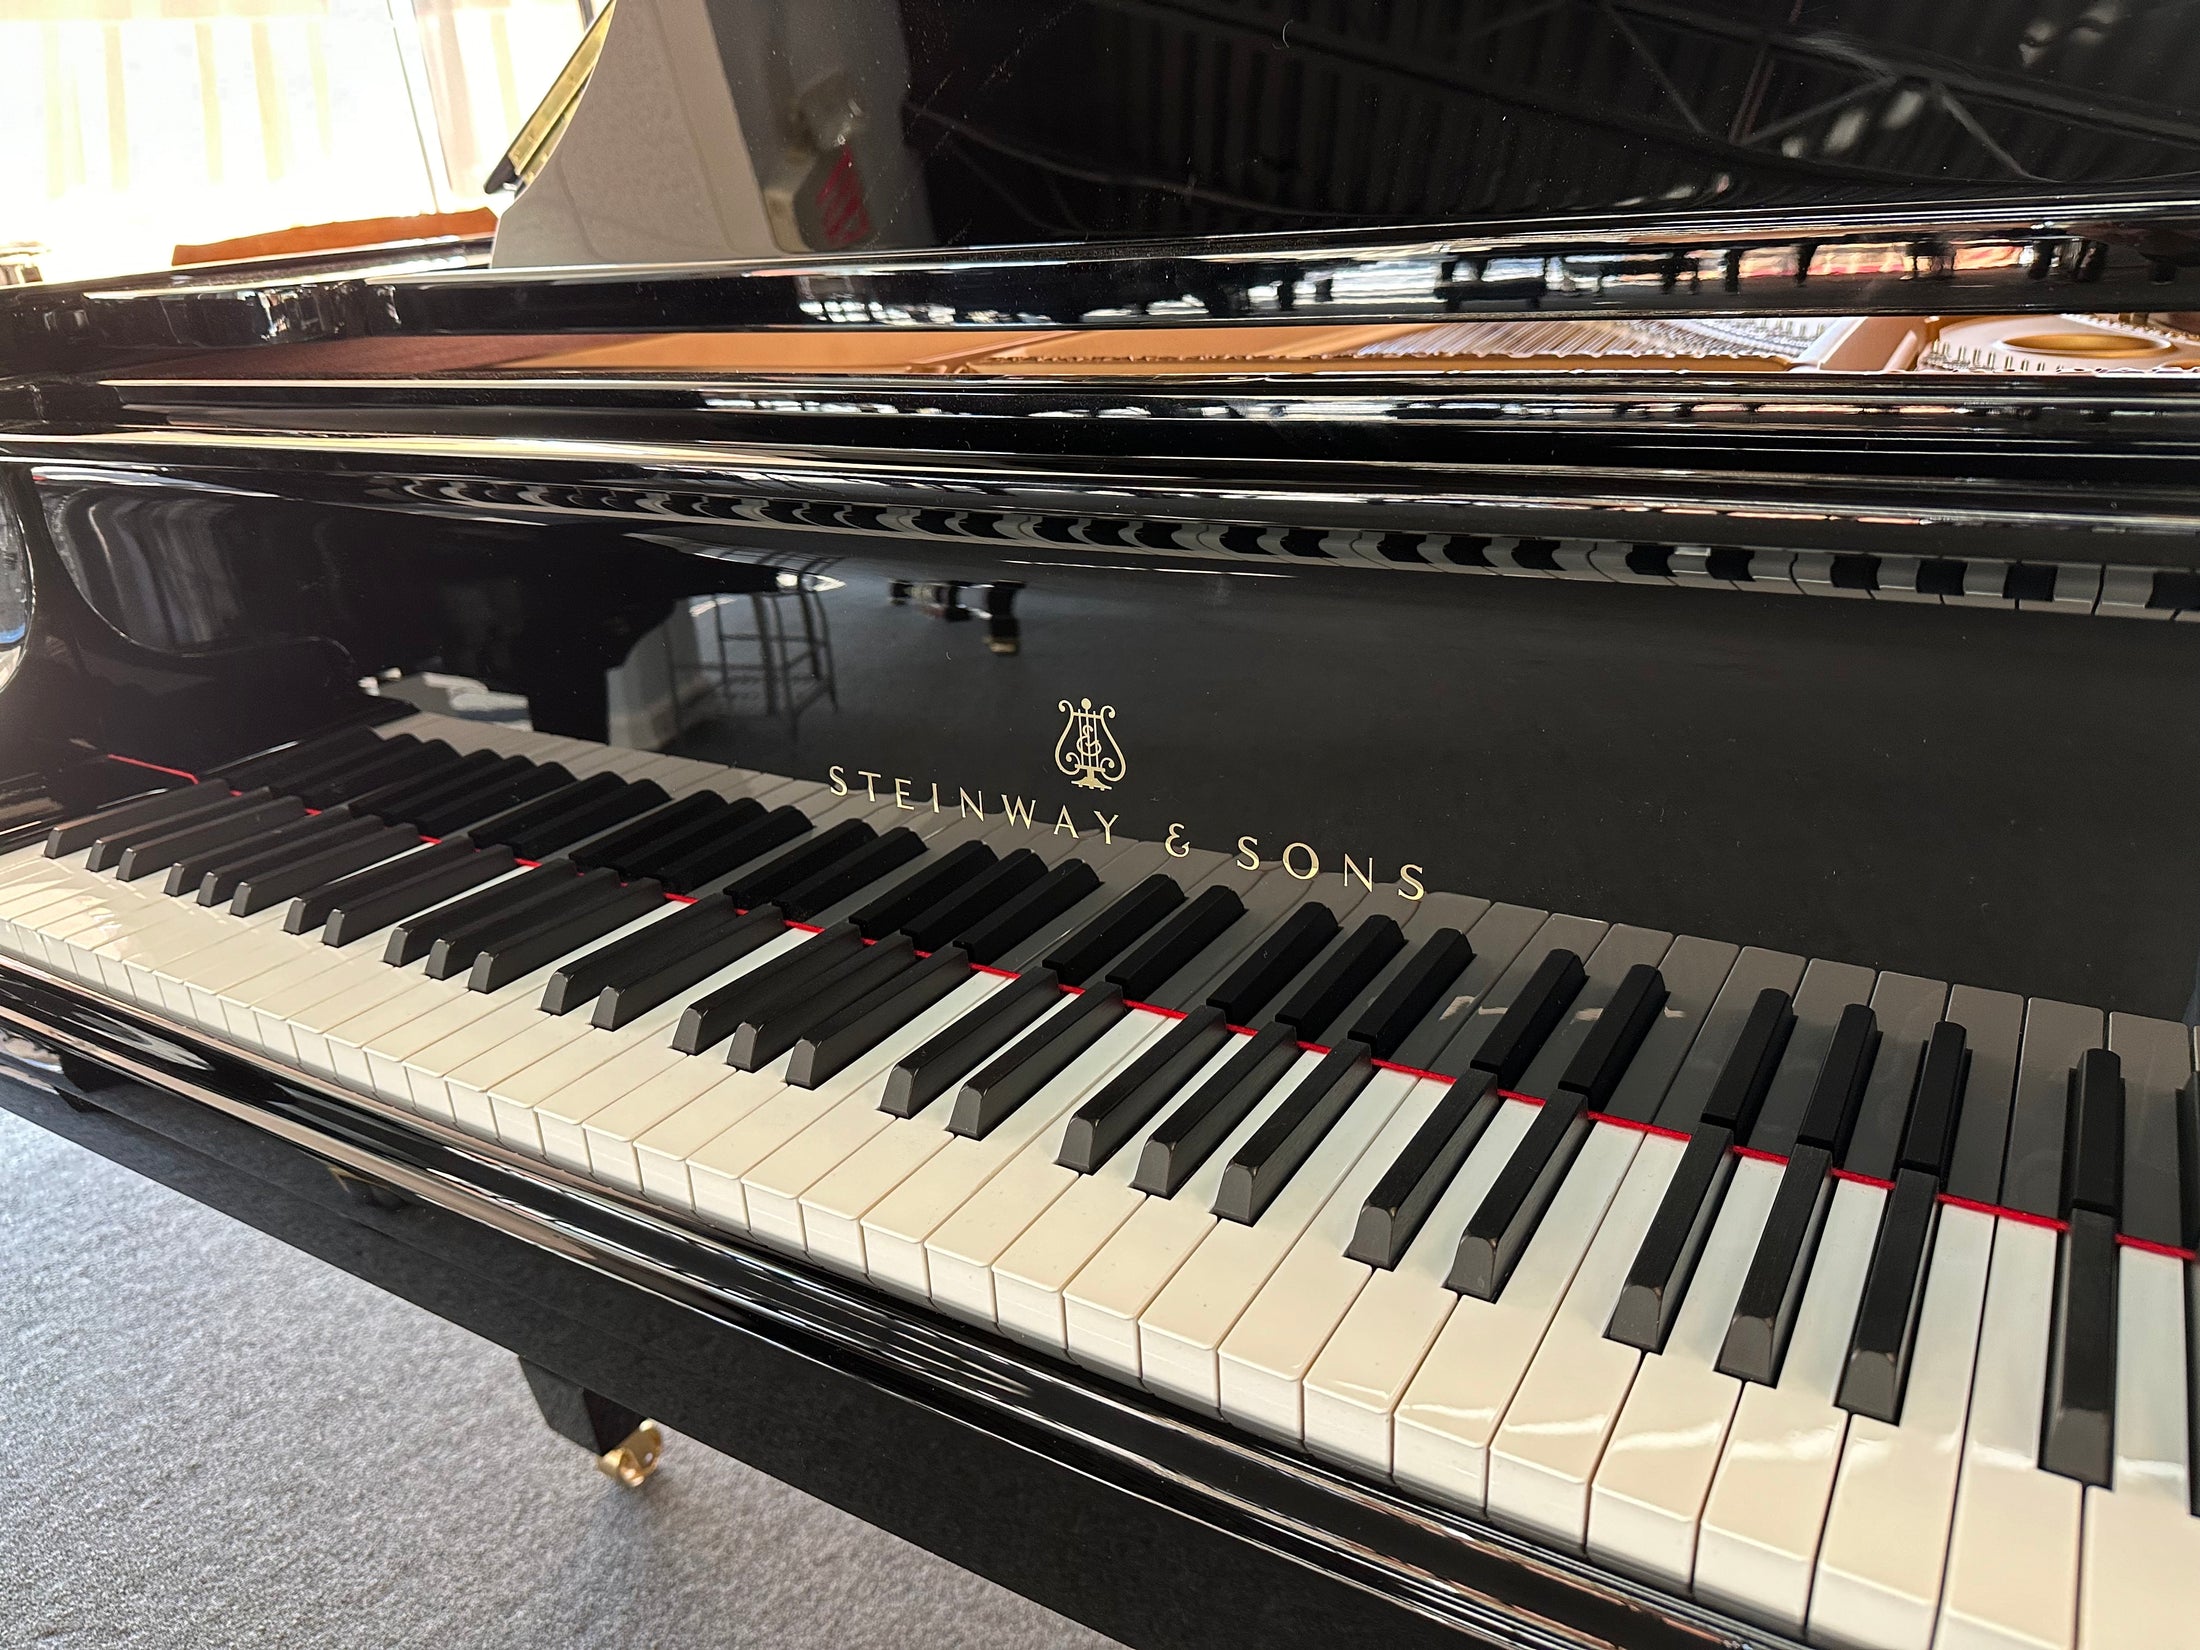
0 1105 1122 1650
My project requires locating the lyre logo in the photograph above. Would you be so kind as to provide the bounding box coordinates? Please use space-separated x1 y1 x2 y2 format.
1054 697 1127 791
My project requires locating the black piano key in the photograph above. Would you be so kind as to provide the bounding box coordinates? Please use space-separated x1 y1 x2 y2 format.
271 733 420 804
847 840 998 941
1133 1026 1304 1197
164 807 352 897
194 813 386 904
287 839 463 934
84 787 271 873
1205 903 1340 1026
231 824 423 916
1214 1040 1377 1225
539 895 722 1015
672 922 861 1055
319 845 517 946
722 819 878 910
949 983 1127 1140
956 859 1101 965
1273 914 1406 1042
1348 928 1474 1059
657 805 815 896
467 877 667 992
2065 1048 2125 1220
772 827 925 921
725 934 917 1070
592 905 786 1029
1797 1003 1880 1158
1345 1073 1502 1270
1702 989 1796 1139
341 746 505 822
626 797 780 885
902 849 1049 951
1043 873 1184 987
208 723 376 789
567 790 729 872
883 969 1065 1119
47 780 219 856
384 860 579 967
1607 1125 1736 1352
1107 883 1244 1003
616 795 760 878
503 779 669 860
2180 1072 2200 1252
1470 949 1589 1091
425 866 623 980
1058 1006 1233 1174
2039 1205 2119 1488
1835 1165 1939 1420
786 946 974 1090
457 771 628 851
412 761 574 838
1449 1092 1593 1299
1557 962 1667 1108
296 738 457 809
113 795 306 881
1900 1022 1971 1179
1719 1144 1835 1386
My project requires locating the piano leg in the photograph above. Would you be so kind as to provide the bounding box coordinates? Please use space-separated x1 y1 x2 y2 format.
518 1358 664 1487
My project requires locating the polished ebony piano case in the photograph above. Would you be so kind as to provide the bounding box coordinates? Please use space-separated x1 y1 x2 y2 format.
8 6 2200 1646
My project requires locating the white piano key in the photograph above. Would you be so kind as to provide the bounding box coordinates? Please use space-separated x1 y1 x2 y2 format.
798 990 1089 1275
861 1012 1172 1301
1302 1111 1638 1476
1811 1202 1994 1650
1938 1216 2082 1650
919 1027 1249 1325
688 972 1061 1245
1137 1067 1437 1413
357 956 586 1107
992 1037 1302 1354
1599 937 1742 1122
1583 1153 1782 1583
2073 1245 2199 1649
2078 1489 2200 1650
739 974 1020 1252
1508 924 1673 1102
395 907 674 1120
1059 1049 1331 1379
487 926 810 1152
1692 1176 1883 1633
1397 1127 1681 1521
1225 1091 1537 1450
606 1044 821 1195
1388 903 1548 1073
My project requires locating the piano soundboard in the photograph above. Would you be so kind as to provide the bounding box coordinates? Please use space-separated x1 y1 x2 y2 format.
5 706 2192 1650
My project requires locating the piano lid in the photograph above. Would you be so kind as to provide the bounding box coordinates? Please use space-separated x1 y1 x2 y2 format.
15 0 2200 368
489 0 2200 268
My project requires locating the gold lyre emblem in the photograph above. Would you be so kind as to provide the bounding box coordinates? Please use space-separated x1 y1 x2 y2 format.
1054 696 1127 791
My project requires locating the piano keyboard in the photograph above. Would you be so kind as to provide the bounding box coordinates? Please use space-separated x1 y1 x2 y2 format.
5 711 2196 1650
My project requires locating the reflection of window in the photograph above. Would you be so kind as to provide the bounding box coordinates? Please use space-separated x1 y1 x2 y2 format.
0 0 587 283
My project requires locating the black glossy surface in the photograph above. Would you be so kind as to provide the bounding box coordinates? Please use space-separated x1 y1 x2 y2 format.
16 442 2197 1024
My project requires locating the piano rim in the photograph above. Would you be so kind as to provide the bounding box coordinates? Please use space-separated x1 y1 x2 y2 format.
0 915 1807 1650
13 189 2200 372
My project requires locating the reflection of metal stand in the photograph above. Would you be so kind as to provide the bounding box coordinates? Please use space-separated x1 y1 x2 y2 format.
686 565 838 734
887 578 1023 653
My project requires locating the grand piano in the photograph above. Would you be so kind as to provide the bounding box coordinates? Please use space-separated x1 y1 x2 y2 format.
5 3 2200 1645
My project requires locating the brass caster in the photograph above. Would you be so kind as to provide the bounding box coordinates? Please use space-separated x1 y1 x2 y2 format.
596 1419 664 1488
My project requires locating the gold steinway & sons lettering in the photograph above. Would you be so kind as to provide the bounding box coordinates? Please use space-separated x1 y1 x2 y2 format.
826 764 1426 903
